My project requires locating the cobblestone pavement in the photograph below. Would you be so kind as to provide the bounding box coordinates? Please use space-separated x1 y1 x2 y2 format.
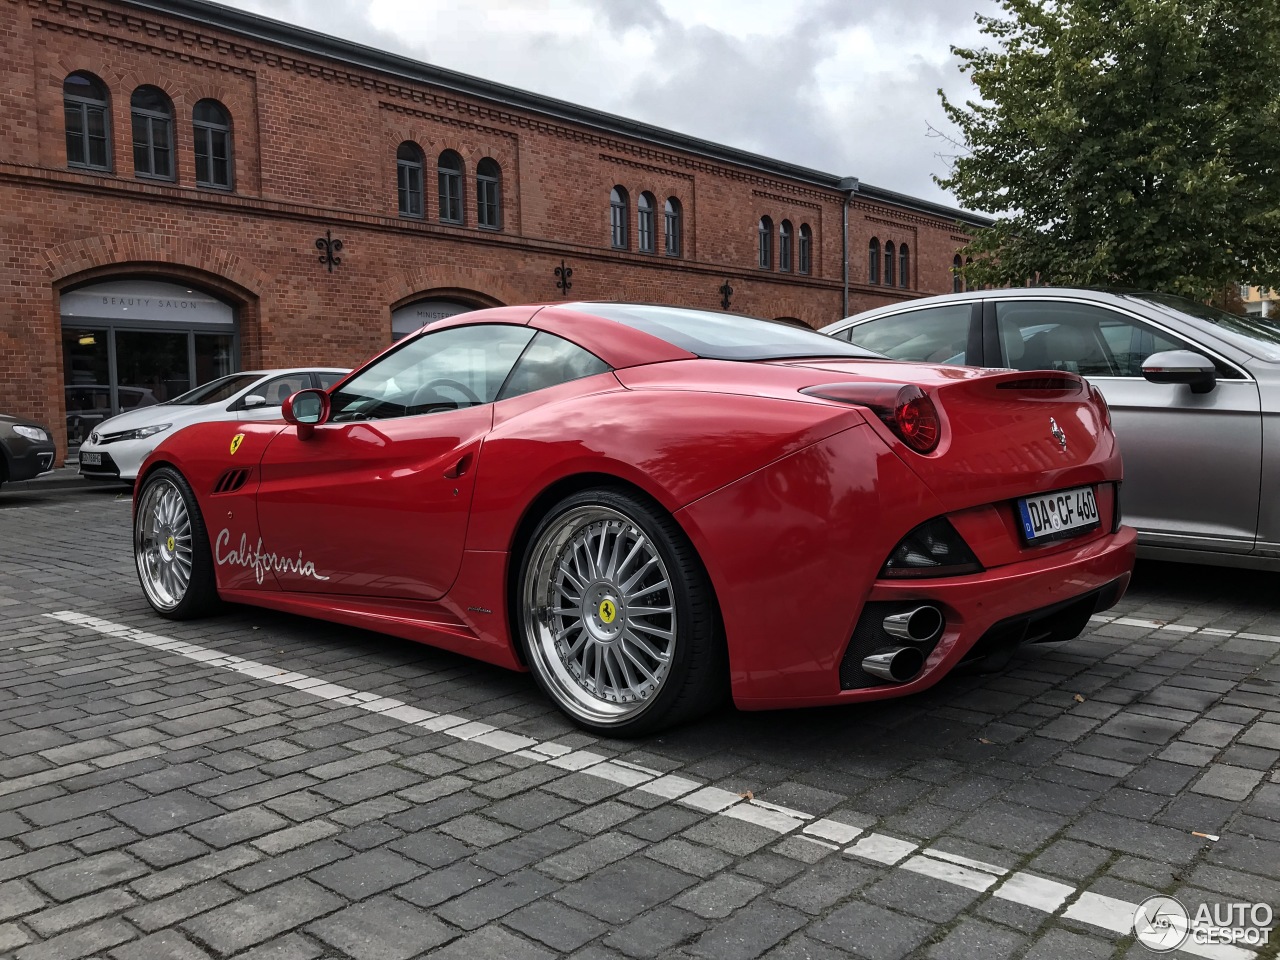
1 485 1277 960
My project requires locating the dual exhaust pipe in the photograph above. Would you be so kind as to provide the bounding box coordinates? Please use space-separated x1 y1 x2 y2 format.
863 605 944 684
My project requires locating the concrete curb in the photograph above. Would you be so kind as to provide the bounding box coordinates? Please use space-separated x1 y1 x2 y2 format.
2 466 129 494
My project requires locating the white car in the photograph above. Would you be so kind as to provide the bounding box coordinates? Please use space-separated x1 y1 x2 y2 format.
77 368 349 483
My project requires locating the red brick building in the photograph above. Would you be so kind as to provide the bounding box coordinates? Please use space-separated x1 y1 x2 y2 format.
0 0 988 461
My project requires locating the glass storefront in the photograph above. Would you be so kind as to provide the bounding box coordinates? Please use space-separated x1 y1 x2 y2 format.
60 280 237 448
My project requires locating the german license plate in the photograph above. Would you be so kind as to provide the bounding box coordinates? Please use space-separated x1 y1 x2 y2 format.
1017 486 1100 544
80 452 102 466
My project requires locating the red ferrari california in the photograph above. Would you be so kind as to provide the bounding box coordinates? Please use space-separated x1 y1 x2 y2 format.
133 303 1136 735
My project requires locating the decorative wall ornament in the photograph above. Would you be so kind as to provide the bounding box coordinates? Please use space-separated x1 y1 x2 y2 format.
554 259 573 295
316 230 343 272
719 280 733 310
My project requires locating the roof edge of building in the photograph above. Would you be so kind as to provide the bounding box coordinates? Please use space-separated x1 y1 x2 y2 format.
117 0 992 229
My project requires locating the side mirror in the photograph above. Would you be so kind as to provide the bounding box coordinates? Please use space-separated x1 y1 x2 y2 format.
281 388 331 440
241 394 267 409
1141 350 1217 394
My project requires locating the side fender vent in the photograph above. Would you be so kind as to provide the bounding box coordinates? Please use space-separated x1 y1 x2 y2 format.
213 468 251 495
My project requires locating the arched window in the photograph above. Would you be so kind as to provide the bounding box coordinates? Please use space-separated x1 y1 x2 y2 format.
884 241 896 287
638 192 656 253
779 220 793 273
476 158 501 229
758 216 773 270
798 224 812 275
868 238 881 284
952 254 964 293
610 186 629 249
664 198 682 257
193 99 233 190
396 142 424 218
64 72 110 171
438 150 464 223
131 86 174 180
898 243 909 288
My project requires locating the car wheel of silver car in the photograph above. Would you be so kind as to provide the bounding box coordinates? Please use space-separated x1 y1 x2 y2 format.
134 466 220 620
519 488 725 736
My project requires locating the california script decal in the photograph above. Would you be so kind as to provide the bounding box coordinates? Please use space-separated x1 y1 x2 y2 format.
214 529 330 585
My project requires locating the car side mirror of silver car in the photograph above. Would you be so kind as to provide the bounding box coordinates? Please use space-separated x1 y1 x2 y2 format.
1141 350 1217 394
242 394 268 408
281 388 331 440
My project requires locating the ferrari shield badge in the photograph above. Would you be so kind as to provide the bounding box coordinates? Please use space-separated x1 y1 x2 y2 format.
229 433 245 456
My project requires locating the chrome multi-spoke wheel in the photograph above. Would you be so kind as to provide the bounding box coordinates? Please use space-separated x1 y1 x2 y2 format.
520 490 723 734
134 468 218 619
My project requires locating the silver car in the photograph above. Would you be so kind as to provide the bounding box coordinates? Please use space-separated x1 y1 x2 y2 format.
822 288 1280 570
78 368 349 483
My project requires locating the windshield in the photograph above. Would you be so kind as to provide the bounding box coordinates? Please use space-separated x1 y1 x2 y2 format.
167 374 263 406
1128 293 1280 359
560 303 881 361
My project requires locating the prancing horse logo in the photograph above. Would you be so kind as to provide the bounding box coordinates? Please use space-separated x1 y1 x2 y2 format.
229 433 245 456
1049 418 1067 452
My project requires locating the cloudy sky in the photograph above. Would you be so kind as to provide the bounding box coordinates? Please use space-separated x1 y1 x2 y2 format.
218 0 1000 210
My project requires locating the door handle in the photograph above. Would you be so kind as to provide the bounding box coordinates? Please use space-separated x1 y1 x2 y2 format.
443 453 473 479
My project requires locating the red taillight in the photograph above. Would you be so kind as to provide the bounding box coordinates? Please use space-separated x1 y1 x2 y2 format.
1090 384 1112 427
800 382 942 454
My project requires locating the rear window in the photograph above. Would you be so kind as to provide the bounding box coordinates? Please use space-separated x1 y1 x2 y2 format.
560 303 880 361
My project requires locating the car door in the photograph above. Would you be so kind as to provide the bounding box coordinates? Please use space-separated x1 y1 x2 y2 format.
987 298 1262 553
832 302 982 365
254 323 537 600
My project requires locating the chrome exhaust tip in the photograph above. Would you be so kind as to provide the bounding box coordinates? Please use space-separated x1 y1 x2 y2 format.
862 646 927 684
882 605 944 643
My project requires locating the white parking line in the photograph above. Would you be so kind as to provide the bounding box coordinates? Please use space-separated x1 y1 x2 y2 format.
45 610 1256 958
1090 614 1280 644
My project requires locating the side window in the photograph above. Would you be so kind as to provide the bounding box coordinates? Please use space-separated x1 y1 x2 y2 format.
330 324 535 421
844 304 974 365
313 371 346 390
995 301 1195 377
235 374 310 410
498 332 609 401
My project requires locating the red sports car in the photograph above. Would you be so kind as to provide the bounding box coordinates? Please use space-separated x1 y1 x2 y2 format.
133 303 1136 735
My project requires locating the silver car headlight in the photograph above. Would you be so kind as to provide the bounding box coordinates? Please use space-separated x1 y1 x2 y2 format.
12 425 48 442
116 423 172 442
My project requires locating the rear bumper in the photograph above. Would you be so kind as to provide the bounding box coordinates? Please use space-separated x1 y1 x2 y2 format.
735 523 1136 709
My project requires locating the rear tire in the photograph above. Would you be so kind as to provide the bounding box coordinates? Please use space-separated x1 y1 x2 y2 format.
517 487 725 736
134 467 220 619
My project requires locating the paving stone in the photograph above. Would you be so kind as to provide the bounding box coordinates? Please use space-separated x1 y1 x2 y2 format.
691 900 810 960
557 856 696 923
472 824 584 874
807 900 935 959
186 807 291 848
307 893 454 959
926 917 1026 960
1022 928 1116 960
124 879 240 932
602 904 707 959
108 930 212 960
396 861 498 908
428 925 555 960
436 867 561 929
504 898 610 953
538 831 648 882
27 888 137 937
0 878 48 922
13 917 136 960
29 850 147 902
1192 765 1265 801
111 790 226 836
770 855 880 915
233 932 326 960
181 877 343 955
309 847 424 899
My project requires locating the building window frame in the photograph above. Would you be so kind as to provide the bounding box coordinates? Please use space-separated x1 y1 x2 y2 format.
869 238 881 284
884 241 896 288
610 186 630 249
438 150 464 224
192 99 233 190
476 157 502 230
899 243 910 289
779 220 793 273
952 254 964 293
131 85 175 181
397 142 425 218
64 72 111 172
758 216 774 270
638 192 656 254
798 224 812 275
664 197 682 257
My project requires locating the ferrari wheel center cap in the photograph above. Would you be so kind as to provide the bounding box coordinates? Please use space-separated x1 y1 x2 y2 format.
159 530 177 560
584 582 623 642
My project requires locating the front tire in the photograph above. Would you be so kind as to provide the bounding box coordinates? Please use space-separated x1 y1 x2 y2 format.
518 488 724 736
134 467 220 619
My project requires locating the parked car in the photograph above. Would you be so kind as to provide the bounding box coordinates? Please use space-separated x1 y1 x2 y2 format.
79 368 348 483
0 413 57 489
65 385 158 447
823 287 1280 570
130 302 1135 734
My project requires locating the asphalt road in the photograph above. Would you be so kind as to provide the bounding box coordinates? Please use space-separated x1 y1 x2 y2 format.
0 483 1277 960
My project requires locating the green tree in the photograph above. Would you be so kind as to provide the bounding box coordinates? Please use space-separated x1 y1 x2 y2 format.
937 0 1280 299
